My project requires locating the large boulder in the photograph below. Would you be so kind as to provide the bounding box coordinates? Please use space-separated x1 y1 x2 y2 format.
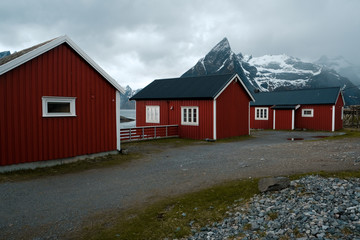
258 177 290 192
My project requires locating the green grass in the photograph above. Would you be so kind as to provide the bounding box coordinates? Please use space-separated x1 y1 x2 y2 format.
77 178 259 240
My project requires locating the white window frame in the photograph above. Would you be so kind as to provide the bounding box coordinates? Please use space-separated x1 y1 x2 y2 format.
255 107 268 120
302 109 314 117
181 106 199 126
146 105 160 123
42 96 76 117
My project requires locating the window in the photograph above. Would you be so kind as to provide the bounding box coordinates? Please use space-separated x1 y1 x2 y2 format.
146 106 160 123
302 109 314 117
255 107 268 120
181 106 199 125
42 97 76 117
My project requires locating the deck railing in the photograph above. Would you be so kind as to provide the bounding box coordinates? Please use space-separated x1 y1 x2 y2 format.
120 125 179 142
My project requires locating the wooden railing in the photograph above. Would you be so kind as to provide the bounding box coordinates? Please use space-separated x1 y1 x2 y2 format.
120 125 179 142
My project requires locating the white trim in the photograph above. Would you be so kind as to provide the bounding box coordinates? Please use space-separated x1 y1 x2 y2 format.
213 100 217 140
135 101 137 126
214 74 255 101
273 110 276 129
181 106 199 126
146 105 160 123
332 105 335 132
255 107 269 120
291 110 295 130
341 106 344 120
116 91 121 151
302 109 314 117
0 35 125 94
42 96 76 117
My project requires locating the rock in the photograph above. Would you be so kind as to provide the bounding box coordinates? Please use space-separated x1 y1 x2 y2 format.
258 177 290 192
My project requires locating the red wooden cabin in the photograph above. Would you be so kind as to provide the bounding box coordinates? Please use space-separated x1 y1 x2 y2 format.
130 74 254 140
250 88 344 131
0 35 124 170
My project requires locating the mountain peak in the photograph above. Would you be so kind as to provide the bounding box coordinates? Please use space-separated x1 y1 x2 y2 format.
209 37 231 54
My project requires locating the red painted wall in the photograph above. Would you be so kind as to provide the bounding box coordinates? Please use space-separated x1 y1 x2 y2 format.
216 80 251 139
295 105 332 131
0 43 117 166
334 93 344 130
136 100 214 139
274 110 293 130
250 107 274 129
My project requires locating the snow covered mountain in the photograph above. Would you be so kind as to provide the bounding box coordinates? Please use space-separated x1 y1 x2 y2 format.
181 38 360 105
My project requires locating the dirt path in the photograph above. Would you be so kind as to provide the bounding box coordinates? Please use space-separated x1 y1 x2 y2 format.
1 131 360 240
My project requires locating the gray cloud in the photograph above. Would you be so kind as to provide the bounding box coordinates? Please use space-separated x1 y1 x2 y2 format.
1 0 359 89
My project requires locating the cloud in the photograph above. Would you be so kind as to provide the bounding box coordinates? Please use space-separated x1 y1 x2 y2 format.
1 0 359 89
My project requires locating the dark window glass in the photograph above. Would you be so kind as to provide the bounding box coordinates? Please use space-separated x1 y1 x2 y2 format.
48 102 70 113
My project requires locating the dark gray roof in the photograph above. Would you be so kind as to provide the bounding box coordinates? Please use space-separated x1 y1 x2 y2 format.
251 87 342 106
131 73 253 100
271 105 299 110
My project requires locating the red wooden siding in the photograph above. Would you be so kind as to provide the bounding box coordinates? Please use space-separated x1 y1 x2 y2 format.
216 80 251 139
334 93 344 130
295 105 332 131
0 43 117 166
136 100 214 139
274 110 293 130
250 107 274 129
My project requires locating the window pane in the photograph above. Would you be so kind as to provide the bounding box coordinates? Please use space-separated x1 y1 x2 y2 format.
155 108 159 121
264 109 267 118
48 102 70 113
256 109 259 118
188 108 192 122
183 109 187 122
260 109 263 118
193 108 197 122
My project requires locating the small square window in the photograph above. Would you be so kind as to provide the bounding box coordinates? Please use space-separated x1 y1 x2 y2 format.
255 107 268 120
42 97 76 117
146 106 160 123
302 109 314 117
181 106 199 126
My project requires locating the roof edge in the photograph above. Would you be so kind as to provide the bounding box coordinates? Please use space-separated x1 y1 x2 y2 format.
0 35 125 94
214 73 255 101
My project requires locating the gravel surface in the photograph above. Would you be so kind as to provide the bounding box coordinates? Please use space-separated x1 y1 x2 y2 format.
0 130 360 239
187 176 360 239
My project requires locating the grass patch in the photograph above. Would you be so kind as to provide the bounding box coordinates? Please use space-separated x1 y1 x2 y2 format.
320 128 360 140
77 178 259 240
288 170 360 181
0 152 141 183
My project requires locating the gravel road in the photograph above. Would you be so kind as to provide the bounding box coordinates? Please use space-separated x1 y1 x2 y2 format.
1 130 360 240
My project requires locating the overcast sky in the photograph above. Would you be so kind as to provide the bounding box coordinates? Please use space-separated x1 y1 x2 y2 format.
1 0 359 89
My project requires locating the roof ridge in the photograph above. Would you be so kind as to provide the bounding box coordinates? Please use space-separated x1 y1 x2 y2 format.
0 37 61 66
